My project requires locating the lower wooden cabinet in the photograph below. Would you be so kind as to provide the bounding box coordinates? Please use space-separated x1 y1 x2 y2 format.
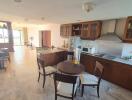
80 53 132 91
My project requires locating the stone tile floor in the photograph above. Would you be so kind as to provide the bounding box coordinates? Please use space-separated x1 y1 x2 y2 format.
0 46 131 100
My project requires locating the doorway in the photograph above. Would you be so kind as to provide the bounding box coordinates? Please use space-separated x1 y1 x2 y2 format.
41 30 51 47
13 30 24 46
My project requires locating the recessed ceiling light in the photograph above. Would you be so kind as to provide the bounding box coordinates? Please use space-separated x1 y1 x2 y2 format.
41 17 45 20
14 0 22 3
77 20 81 21
24 18 29 22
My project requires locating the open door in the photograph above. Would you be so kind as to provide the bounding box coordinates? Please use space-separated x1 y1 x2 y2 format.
41 30 51 47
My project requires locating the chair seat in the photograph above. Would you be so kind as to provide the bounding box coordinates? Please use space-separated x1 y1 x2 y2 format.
57 82 77 97
80 73 98 85
39 66 56 74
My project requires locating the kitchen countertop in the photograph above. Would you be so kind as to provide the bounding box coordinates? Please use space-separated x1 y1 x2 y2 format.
36 47 67 56
81 52 132 66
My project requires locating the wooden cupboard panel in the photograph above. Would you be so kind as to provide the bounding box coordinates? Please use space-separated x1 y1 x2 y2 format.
80 53 132 91
60 24 72 37
81 21 102 40
123 16 132 43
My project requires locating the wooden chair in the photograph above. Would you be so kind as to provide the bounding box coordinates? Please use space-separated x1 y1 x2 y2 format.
37 57 56 88
80 61 104 97
53 73 78 100
1 48 10 62
67 51 74 60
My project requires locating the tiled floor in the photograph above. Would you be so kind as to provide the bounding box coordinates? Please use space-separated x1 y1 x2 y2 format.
0 46 131 100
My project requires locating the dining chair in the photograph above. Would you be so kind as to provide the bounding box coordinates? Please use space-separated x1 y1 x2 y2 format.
0 51 8 69
37 57 56 88
0 48 10 62
53 73 78 100
67 51 74 60
80 61 104 97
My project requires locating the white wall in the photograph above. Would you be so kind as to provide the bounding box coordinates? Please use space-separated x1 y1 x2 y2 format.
49 24 67 48
27 24 66 47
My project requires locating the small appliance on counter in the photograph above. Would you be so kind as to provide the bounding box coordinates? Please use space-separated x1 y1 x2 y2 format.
81 46 97 54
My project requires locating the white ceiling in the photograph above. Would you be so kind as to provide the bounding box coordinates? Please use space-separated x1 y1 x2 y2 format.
0 0 132 24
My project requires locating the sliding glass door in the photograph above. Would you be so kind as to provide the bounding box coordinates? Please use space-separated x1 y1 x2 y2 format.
13 30 24 46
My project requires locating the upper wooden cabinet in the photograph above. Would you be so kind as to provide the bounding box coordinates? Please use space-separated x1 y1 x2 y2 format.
81 21 102 40
60 24 82 37
80 22 90 39
123 16 132 43
72 24 82 36
60 24 72 37
60 21 102 39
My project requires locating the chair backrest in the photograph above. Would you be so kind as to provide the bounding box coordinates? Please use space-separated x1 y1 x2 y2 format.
94 61 104 84
53 73 77 98
67 51 74 60
37 57 45 70
67 51 74 56
54 73 77 84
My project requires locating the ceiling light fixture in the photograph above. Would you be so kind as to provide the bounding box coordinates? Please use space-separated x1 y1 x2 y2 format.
14 0 22 3
82 2 95 13
41 17 45 20
24 18 29 22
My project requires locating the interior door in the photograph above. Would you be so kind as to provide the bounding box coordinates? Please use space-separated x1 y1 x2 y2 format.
41 30 51 47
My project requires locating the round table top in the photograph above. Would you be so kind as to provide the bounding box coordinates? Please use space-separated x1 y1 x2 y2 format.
57 60 84 75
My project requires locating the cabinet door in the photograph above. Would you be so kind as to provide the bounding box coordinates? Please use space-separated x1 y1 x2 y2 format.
124 17 132 42
81 23 90 39
60 24 72 37
67 24 72 36
60 25 63 36
72 24 82 36
90 21 101 40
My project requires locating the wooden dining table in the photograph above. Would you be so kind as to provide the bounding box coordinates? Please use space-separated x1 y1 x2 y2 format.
57 60 84 75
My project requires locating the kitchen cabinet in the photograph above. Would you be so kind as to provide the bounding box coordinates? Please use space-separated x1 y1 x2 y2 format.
38 49 67 66
60 23 82 37
72 23 82 36
60 24 72 37
81 21 102 40
80 53 132 91
123 16 132 43
80 22 90 39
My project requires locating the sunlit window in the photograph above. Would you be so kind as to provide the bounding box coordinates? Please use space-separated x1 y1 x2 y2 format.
0 28 9 43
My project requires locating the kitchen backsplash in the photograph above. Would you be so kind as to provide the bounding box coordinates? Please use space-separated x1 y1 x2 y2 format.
71 36 132 58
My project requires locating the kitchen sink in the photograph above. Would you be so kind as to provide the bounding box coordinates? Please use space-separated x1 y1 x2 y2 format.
93 53 116 60
93 53 105 57
102 55 116 60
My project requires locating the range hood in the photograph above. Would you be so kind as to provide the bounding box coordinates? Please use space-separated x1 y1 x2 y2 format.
98 33 122 42
97 19 122 42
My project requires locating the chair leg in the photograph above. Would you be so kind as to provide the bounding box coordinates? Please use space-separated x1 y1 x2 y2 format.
74 90 77 97
81 85 84 97
8 56 10 62
43 75 46 88
78 79 81 91
38 73 40 82
55 95 57 100
97 85 100 98
79 79 81 87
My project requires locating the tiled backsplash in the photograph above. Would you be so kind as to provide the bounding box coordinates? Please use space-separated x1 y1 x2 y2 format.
71 36 132 57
